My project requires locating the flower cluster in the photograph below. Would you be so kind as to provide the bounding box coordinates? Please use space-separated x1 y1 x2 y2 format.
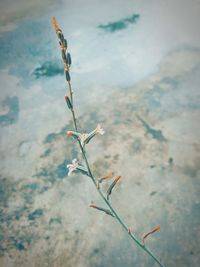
67 124 105 147
53 16 71 82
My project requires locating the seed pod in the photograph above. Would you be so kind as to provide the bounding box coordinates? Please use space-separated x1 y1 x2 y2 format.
66 52 72 65
65 70 71 81
106 175 121 200
64 96 73 109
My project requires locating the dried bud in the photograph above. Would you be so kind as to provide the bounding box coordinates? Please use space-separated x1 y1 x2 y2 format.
90 204 114 217
52 16 59 31
106 175 121 200
143 225 160 245
97 172 114 189
64 96 73 109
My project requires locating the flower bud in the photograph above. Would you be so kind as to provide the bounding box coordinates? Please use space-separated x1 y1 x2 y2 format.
67 131 73 136
63 39 67 49
66 130 80 140
64 96 73 109
65 70 71 81
57 30 64 42
66 52 72 65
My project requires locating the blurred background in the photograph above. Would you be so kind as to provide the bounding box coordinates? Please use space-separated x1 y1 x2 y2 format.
0 0 200 266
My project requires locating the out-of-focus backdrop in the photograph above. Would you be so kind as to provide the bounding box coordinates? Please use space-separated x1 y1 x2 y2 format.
0 0 200 266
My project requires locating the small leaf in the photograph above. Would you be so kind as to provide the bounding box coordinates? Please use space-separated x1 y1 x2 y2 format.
64 96 73 109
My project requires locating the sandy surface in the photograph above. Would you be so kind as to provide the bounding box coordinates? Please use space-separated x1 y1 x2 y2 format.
1 47 200 267
0 1 200 266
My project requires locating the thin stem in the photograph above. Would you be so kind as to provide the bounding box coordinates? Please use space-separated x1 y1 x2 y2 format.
68 96 165 267
52 18 165 266
71 109 78 132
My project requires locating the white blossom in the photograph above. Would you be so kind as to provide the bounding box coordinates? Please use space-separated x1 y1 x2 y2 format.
67 159 89 177
67 124 105 147
67 159 78 176
81 124 105 146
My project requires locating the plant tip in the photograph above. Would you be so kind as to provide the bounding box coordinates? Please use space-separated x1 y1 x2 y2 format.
67 131 73 136
90 204 96 208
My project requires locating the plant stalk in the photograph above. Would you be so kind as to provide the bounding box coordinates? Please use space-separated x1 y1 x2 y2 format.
68 96 165 267
53 17 165 266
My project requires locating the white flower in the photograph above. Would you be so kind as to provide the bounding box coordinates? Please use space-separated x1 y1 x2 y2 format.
82 124 105 146
79 133 89 147
67 159 89 177
95 124 105 135
67 159 78 176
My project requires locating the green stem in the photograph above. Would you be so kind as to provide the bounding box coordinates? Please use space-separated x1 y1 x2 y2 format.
71 109 78 131
54 24 165 266
69 100 165 267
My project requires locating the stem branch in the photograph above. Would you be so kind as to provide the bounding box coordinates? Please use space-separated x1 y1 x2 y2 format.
69 103 165 267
